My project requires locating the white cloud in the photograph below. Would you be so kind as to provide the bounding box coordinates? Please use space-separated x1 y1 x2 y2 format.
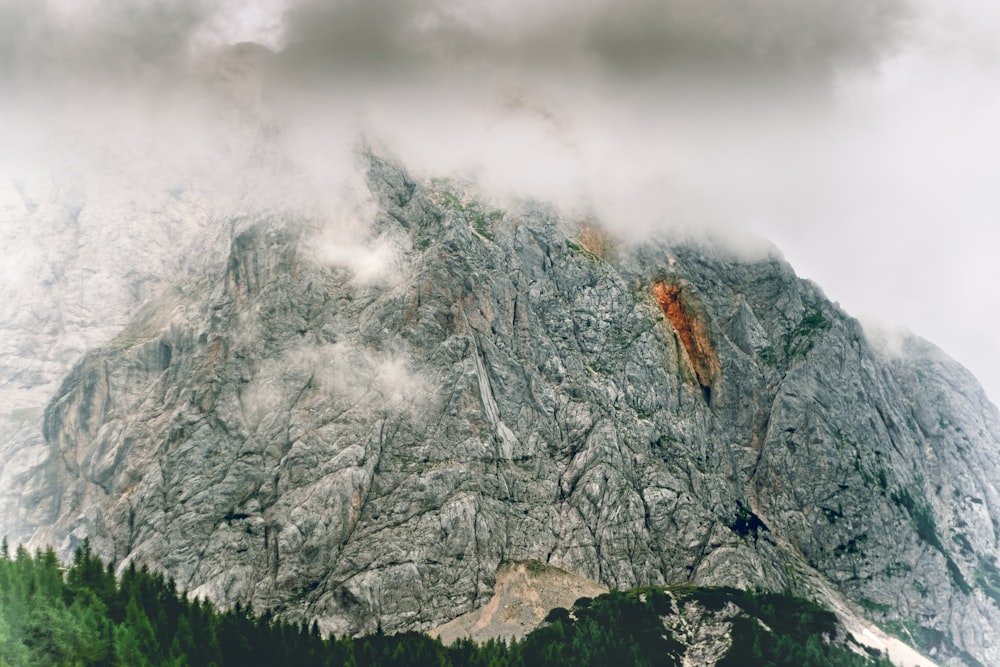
2 0 999 404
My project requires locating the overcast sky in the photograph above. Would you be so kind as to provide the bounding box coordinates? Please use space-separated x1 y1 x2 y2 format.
2 0 999 403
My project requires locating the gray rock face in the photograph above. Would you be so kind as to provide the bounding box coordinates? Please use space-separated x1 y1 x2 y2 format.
0 171 230 544
17 156 1000 665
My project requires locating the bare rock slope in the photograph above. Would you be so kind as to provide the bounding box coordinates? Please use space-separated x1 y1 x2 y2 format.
431 560 608 644
20 157 1000 665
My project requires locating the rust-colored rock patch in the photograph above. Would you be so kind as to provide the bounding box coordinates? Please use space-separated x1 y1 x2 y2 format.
653 280 719 400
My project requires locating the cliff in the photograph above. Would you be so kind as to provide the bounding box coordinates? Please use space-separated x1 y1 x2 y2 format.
15 156 1000 665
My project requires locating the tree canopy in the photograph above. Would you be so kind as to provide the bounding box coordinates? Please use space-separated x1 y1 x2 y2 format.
0 542 891 666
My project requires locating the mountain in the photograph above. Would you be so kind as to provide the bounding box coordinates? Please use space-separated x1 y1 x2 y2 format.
5 155 1000 665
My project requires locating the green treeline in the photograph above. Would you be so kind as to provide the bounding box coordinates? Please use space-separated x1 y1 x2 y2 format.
524 587 890 667
0 541 889 666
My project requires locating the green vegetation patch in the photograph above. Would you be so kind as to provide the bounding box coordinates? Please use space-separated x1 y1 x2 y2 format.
951 531 973 556
858 598 891 614
975 556 1000 607
435 187 501 242
890 489 942 551
821 506 845 524
783 306 832 358
527 588 685 667
0 542 893 667
682 587 886 667
890 488 972 593
757 346 778 367
564 238 602 261
528 586 887 667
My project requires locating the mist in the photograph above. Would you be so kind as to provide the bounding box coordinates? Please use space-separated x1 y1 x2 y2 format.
2 0 999 403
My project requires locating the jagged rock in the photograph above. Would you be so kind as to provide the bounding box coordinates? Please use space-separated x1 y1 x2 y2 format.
0 171 231 541
14 156 1000 665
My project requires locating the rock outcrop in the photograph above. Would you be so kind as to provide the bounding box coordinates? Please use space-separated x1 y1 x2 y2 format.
0 171 231 545
15 156 1000 665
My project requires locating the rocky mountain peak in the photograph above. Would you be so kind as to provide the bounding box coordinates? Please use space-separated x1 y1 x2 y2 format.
4 154 1000 665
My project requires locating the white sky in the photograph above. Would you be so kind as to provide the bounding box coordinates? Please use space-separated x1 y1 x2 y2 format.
2 0 999 403
756 1 1000 404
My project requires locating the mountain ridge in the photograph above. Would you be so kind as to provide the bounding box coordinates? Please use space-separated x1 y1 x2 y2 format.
6 154 1000 665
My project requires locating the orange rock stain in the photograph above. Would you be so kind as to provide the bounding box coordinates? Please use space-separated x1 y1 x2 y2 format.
653 280 719 398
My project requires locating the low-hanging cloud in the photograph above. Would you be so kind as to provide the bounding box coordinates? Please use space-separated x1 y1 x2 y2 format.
0 0 212 92
239 343 436 433
2 0 1000 406
2 0 907 85
282 0 906 83
0 0 909 223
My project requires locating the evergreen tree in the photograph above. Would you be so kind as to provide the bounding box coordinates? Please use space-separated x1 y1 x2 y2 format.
0 543 897 667
115 622 154 667
68 539 117 610
120 594 160 664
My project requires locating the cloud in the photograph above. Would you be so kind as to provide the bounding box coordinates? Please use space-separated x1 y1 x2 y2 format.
601 0 904 75
228 0 908 247
2 0 999 406
0 0 909 215
1 0 908 93
240 343 436 432
280 0 906 85
0 0 212 92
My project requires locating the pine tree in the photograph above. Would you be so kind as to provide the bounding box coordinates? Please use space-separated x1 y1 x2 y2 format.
170 613 197 665
68 537 117 609
115 622 154 667
119 593 161 664
0 591 29 667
